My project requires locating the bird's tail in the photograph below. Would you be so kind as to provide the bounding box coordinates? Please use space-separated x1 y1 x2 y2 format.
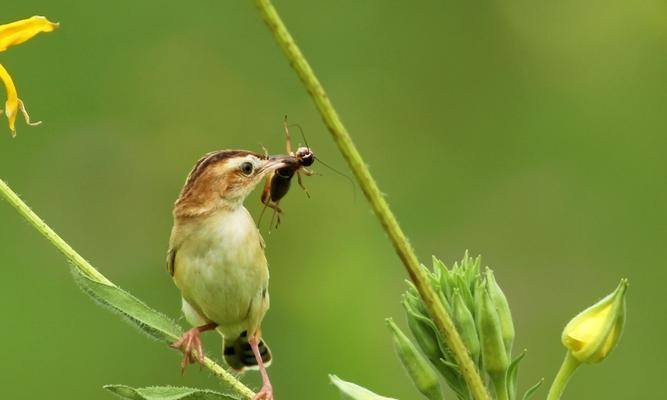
223 331 272 371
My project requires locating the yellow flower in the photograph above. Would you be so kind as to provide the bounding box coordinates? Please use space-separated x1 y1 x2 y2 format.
562 279 628 364
0 16 58 137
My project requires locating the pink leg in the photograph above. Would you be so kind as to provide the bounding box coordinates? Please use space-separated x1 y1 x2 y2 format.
249 334 273 400
171 322 217 374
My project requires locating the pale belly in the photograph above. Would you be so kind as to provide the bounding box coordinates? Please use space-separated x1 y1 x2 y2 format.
172 207 270 338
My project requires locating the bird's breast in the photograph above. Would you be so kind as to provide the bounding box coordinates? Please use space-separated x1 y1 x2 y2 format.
172 207 269 326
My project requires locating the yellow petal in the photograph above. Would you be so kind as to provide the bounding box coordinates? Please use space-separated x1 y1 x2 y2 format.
0 16 59 53
564 303 612 351
0 64 19 137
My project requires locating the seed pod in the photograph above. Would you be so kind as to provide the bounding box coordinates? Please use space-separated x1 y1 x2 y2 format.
485 268 515 355
386 318 444 400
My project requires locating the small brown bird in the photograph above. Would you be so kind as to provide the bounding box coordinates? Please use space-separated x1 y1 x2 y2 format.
168 149 296 400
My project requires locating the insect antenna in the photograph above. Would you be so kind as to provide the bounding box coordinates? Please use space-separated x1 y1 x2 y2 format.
315 157 358 201
288 123 310 151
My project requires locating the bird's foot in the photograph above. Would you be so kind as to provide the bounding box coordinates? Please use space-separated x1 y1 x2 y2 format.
171 327 206 373
253 383 273 400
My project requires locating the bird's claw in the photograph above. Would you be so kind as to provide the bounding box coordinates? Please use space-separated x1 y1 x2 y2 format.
254 384 273 400
171 327 206 374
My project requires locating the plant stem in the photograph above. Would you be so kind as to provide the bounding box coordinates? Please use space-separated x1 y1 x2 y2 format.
490 372 509 400
254 1 490 399
203 357 257 399
0 178 113 286
546 352 581 400
0 178 256 400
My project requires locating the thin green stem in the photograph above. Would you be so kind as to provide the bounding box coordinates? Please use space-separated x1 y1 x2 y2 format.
0 178 113 286
0 178 256 400
203 357 256 399
254 1 490 399
490 372 509 400
546 352 581 400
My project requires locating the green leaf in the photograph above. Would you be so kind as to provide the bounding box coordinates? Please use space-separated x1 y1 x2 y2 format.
72 266 183 343
506 349 527 400
104 385 238 400
329 375 397 400
521 379 544 400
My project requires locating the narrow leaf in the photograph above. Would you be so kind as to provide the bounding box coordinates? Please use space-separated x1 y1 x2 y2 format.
72 266 182 342
506 349 527 400
104 385 238 400
521 379 544 400
329 375 397 400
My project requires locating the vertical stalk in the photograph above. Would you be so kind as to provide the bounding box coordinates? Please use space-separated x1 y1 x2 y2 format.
254 1 490 399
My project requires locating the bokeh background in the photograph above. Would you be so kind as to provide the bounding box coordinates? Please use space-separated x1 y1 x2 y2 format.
1 1 665 399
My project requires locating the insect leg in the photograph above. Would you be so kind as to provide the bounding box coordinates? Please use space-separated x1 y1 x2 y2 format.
283 115 293 154
296 170 311 198
269 201 282 231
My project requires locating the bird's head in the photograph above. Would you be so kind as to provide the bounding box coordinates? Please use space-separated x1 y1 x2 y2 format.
174 150 292 218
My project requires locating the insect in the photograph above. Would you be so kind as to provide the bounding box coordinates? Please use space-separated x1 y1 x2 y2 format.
259 117 315 228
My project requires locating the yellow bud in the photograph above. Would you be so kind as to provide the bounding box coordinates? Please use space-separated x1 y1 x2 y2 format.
562 279 628 364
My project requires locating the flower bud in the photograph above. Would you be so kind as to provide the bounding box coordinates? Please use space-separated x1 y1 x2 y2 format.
562 279 628 364
386 318 444 400
403 297 467 393
475 282 509 375
485 268 515 355
433 256 454 301
402 296 442 364
452 288 480 364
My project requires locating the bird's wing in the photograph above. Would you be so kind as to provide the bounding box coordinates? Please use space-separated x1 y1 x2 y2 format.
167 247 177 276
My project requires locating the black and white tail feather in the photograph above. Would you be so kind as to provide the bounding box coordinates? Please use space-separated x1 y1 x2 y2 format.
223 330 272 371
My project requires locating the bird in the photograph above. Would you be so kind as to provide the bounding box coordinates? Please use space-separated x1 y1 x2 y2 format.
167 149 296 400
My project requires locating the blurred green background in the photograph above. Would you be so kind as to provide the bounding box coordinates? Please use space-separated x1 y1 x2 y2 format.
1 1 665 399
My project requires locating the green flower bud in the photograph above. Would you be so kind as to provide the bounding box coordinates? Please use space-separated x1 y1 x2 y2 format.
562 279 628 364
433 256 454 301
475 282 509 375
386 318 444 400
452 288 480 364
485 268 515 355
461 252 482 289
402 296 442 363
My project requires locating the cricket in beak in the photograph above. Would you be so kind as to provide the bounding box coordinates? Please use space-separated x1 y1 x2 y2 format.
258 156 299 176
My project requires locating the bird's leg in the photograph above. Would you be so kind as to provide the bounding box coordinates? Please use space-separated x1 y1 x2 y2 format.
249 331 273 400
171 322 217 373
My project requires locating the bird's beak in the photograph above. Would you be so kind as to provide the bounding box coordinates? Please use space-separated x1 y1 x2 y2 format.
258 156 297 176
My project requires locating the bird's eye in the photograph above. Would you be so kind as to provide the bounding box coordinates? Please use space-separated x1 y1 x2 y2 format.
240 162 254 176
